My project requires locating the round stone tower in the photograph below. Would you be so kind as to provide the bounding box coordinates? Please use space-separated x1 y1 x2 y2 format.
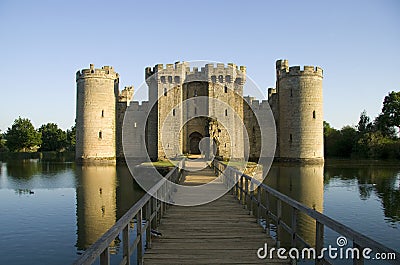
276 60 323 162
76 64 119 163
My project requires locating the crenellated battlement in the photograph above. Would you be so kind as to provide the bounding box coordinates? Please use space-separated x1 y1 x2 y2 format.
145 61 246 82
245 98 270 110
77 59 323 162
279 65 323 78
76 64 119 80
118 86 134 102
128 101 150 111
276 60 323 79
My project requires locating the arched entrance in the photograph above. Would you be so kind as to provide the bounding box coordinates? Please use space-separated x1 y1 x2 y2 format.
189 132 202 154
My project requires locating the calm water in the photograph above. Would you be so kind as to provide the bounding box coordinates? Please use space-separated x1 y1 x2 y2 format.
264 161 400 264
0 159 399 264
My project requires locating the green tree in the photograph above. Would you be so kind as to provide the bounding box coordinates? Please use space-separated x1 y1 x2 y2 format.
357 131 400 159
379 91 400 137
66 125 76 151
5 117 41 152
373 114 396 138
357 110 372 134
323 121 341 157
337 126 358 157
39 123 67 151
324 122 358 157
0 130 8 152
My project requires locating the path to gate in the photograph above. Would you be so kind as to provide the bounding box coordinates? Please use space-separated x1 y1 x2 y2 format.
144 159 288 264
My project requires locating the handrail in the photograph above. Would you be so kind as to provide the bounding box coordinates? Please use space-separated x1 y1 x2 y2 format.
72 160 184 265
213 160 399 265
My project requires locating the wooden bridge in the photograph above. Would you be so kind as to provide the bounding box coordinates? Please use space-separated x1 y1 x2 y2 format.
73 159 400 265
143 160 286 264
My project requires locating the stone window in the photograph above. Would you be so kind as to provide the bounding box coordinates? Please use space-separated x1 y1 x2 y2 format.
194 107 197 115
218 75 223 83
224 86 228 93
290 89 293 97
164 88 167 96
313 110 316 119
168 76 173 83
211 76 217 83
173 109 176 116
101 110 104 117
134 122 137 128
226 75 231 83
225 109 228 116
160 76 166 83
289 134 292 143
99 131 102 139
174 76 180 83
194 89 198 97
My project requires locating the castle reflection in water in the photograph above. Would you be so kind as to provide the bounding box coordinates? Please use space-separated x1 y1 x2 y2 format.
75 164 144 251
74 162 324 250
265 163 324 247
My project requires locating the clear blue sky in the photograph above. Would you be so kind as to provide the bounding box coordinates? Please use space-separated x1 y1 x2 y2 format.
0 0 399 131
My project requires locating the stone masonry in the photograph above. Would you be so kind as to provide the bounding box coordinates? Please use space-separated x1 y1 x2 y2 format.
75 60 324 163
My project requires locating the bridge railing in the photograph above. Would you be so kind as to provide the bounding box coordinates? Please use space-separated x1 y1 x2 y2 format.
72 160 184 265
213 160 399 265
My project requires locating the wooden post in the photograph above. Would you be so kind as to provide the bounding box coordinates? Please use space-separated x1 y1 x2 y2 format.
123 224 130 265
160 185 164 218
152 196 157 229
100 247 110 265
315 221 324 265
146 200 152 249
291 207 297 247
244 178 248 209
249 181 254 215
265 192 270 236
137 209 143 265
239 175 244 205
353 242 364 265
159 187 164 223
155 191 160 226
256 186 261 225
234 171 238 198
276 199 282 248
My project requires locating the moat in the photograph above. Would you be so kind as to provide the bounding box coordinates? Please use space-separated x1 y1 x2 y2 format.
0 159 399 265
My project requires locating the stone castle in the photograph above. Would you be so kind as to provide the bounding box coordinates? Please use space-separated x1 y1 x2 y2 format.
75 60 323 163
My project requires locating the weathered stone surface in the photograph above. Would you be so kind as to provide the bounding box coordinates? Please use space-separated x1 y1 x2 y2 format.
76 64 119 162
76 60 323 163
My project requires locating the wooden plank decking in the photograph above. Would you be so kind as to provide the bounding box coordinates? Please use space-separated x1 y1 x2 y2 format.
144 160 290 264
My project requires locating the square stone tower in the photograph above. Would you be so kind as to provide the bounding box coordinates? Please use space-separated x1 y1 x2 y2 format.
145 62 246 161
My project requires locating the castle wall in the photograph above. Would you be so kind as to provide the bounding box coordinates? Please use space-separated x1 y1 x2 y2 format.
276 60 324 162
145 62 246 160
268 88 280 158
76 64 119 163
117 101 149 160
116 86 133 159
207 67 245 159
76 60 324 163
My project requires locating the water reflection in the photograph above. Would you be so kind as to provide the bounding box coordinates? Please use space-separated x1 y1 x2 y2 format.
5 159 41 179
116 165 145 220
75 164 145 252
264 163 324 247
75 165 117 250
324 162 400 224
